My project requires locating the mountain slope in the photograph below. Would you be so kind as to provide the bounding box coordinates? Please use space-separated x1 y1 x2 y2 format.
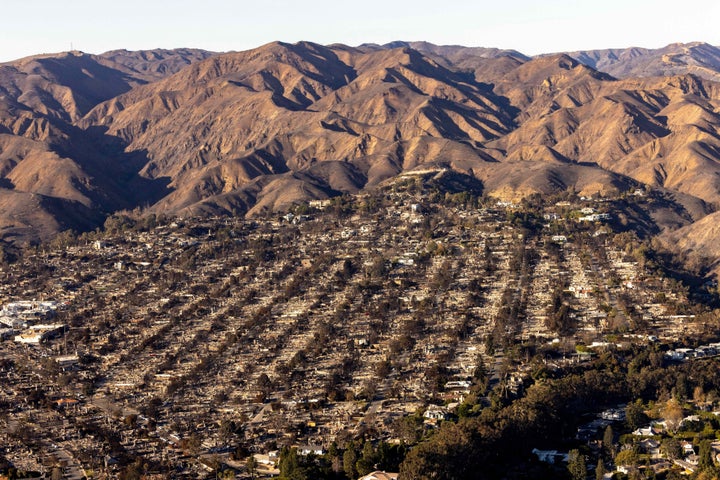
485 55 720 206
0 48 216 244
78 43 713 223
2 40 720 269
81 42 521 214
566 42 720 82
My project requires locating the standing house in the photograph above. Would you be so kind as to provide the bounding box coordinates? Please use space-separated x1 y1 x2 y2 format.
298 444 325 456
424 405 449 421
359 472 399 480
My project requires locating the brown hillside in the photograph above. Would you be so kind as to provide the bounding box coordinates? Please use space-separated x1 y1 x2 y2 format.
567 42 720 82
0 49 214 243
80 43 519 214
4 40 720 261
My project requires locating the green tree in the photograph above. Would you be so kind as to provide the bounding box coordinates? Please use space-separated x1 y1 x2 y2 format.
473 354 489 395
356 441 377 477
625 400 648 431
615 448 640 467
698 440 716 472
603 425 615 459
567 449 586 480
392 414 423 444
399 421 498 480
674 373 689 401
278 447 307 480
343 446 358 480
660 438 682 460
376 442 405 473
595 459 606 480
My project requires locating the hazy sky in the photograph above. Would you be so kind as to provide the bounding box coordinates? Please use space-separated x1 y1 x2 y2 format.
1 0 719 62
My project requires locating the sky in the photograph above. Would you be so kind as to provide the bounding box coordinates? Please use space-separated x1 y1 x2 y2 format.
1 0 719 62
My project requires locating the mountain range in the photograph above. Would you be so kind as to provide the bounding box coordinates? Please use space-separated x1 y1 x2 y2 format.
2 40 720 274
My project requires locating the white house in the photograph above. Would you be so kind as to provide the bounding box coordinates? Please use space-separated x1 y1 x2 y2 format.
358 472 399 480
298 444 325 456
424 405 449 421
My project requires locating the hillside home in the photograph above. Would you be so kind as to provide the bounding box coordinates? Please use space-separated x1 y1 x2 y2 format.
424 405 449 421
358 472 399 480
298 444 325 456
